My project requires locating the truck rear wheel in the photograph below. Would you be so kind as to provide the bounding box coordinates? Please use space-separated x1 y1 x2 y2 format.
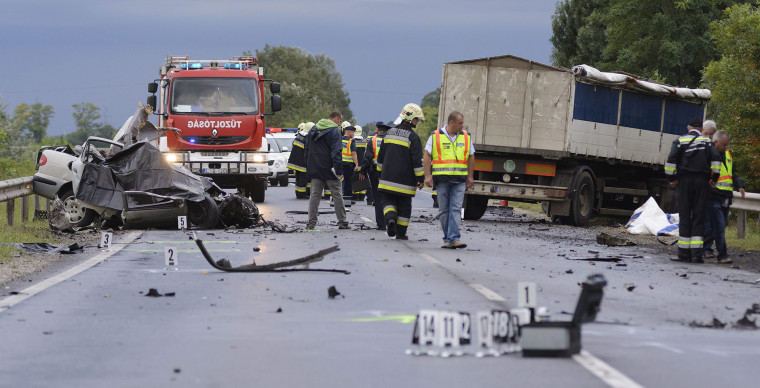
569 172 594 226
463 194 488 220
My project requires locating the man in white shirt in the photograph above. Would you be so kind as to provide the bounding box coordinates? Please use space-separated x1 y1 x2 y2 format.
422 111 475 249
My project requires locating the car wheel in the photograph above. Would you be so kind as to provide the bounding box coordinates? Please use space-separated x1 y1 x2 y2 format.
279 175 289 187
59 189 96 227
187 195 219 230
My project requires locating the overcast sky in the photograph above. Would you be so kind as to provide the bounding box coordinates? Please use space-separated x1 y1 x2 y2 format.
0 0 558 136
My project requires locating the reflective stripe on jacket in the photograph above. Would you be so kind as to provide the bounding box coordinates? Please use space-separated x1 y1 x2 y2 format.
431 129 470 176
716 150 733 191
341 137 354 163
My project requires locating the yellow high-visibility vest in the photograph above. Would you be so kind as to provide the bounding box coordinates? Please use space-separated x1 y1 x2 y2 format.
716 150 733 191
341 138 353 163
431 129 470 176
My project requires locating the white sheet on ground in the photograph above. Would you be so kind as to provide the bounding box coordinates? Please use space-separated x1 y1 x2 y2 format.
625 197 679 236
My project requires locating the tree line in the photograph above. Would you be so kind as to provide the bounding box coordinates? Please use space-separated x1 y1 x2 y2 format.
551 0 760 190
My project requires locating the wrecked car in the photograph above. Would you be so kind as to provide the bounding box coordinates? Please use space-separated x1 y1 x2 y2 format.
33 106 223 230
33 144 97 227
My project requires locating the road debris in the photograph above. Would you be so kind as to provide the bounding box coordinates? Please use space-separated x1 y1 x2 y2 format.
624 283 636 292
144 288 175 297
193 232 347 273
12 243 84 254
596 232 635 247
328 286 342 299
689 318 726 329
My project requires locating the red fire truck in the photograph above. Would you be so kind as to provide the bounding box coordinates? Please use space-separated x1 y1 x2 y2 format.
147 55 281 202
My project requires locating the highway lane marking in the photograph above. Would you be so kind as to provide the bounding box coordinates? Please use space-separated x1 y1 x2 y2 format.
0 231 143 314
469 283 507 302
573 350 645 388
418 250 643 388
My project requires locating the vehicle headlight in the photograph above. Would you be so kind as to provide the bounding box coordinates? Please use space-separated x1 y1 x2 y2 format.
165 153 180 163
246 153 267 163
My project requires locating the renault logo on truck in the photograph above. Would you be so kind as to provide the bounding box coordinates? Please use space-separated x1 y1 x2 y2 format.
211 129 218 138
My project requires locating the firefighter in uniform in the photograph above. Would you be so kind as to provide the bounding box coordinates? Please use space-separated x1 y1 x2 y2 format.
359 122 390 230
288 122 313 199
703 130 745 264
377 103 426 240
665 118 721 263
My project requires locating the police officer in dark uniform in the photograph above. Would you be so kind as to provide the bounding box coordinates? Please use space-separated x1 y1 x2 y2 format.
664 117 721 263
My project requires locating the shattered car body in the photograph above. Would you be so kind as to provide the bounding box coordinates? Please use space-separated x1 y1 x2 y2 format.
33 144 98 227
34 106 224 230
71 136 222 229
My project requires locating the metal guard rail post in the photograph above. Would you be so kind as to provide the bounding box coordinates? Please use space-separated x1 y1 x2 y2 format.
0 176 34 226
730 191 760 239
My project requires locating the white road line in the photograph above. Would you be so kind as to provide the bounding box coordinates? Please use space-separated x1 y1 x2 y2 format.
468 283 507 302
419 252 441 265
360 216 374 224
573 350 645 388
0 231 143 314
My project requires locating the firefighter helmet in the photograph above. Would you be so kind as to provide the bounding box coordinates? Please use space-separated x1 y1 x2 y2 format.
341 121 352 129
400 103 424 123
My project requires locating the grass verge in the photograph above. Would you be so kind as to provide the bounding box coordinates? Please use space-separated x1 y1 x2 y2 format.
0 199 58 263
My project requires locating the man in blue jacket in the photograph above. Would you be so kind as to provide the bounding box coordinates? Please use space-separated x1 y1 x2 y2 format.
304 111 349 230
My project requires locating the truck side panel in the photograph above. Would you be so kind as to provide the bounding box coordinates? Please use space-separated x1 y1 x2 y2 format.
483 67 527 148
441 63 572 154
440 64 488 143
523 71 572 152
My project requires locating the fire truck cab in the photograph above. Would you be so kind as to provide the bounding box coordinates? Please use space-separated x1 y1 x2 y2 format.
147 55 281 202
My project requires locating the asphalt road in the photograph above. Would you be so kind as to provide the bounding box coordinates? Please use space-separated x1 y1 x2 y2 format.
1 183 759 388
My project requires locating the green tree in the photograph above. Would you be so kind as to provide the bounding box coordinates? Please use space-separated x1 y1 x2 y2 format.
421 88 441 109
415 105 439 147
550 0 736 87
550 0 608 68
703 2 760 190
12 102 54 143
67 102 116 145
246 45 353 128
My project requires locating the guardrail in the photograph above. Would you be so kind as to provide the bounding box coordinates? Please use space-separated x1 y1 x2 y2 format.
729 191 759 239
0 176 49 226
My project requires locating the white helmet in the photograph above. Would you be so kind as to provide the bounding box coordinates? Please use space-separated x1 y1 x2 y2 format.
300 122 314 136
297 122 306 131
341 121 352 129
354 125 362 136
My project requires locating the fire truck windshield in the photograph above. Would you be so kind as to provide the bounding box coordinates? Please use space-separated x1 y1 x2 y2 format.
171 78 259 115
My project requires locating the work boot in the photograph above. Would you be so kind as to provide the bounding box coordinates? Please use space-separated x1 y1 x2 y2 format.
704 252 716 259
670 256 691 262
386 220 396 237
691 256 704 264
305 223 316 230
376 226 386 231
432 196 438 208
441 242 451 248
717 257 733 264
338 222 350 230
396 234 408 240
449 240 467 249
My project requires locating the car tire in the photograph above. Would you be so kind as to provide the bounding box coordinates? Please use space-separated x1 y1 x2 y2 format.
187 195 219 230
279 175 289 187
59 189 97 227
